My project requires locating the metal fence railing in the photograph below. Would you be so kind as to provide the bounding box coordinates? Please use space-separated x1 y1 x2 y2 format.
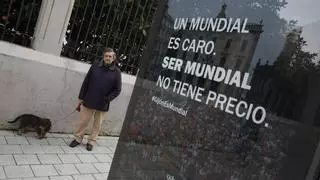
61 0 158 76
0 0 42 47
1 0 158 76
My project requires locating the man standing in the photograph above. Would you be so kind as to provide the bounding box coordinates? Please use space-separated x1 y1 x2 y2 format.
69 47 122 151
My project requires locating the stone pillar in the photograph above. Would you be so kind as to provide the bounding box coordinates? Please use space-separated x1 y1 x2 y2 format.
31 0 75 56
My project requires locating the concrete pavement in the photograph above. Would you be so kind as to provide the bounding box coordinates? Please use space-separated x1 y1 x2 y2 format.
0 130 118 180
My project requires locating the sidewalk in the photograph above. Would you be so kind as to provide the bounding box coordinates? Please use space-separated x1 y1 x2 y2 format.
0 130 118 180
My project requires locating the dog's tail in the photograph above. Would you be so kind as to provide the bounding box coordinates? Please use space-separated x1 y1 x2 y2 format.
7 115 24 124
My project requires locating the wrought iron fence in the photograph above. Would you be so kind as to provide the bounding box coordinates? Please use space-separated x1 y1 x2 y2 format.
0 0 42 47
61 0 158 76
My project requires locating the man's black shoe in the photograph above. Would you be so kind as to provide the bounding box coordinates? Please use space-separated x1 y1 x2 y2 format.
69 140 80 147
86 143 93 151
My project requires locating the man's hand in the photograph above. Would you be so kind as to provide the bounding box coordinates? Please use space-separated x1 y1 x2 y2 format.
76 100 82 112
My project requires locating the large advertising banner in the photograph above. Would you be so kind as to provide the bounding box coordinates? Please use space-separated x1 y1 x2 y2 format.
109 0 320 179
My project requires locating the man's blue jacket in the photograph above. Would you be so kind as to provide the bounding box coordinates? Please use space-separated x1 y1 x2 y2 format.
79 59 122 111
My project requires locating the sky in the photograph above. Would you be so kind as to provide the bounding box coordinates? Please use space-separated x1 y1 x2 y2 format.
280 0 320 57
279 0 320 26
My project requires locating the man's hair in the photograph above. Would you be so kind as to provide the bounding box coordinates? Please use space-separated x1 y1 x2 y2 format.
103 47 116 59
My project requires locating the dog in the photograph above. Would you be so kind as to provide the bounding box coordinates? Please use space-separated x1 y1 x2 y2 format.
8 114 52 139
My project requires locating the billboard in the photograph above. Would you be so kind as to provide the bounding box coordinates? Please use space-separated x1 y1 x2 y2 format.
109 0 320 179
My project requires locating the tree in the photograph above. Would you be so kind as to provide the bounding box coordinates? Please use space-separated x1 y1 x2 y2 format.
273 27 319 94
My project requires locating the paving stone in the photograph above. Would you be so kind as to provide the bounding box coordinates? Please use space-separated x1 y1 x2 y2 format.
96 140 117 147
14 154 40 165
76 154 98 163
81 146 111 154
80 138 89 145
47 138 67 146
0 136 6 145
95 140 109 147
68 134 76 138
97 146 113 153
21 145 45 154
5 136 30 145
72 174 96 180
108 146 116 153
26 137 49 145
62 138 73 145
93 173 109 180
4 165 34 178
31 165 58 176
54 164 79 175
93 163 111 173
37 154 62 164
0 155 15 165
0 131 118 180
60 146 83 154
49 176 73 180
97 136 118 141
0 145 23 154
58 154 81 164
16 132 38 138
75 163 99 174
50 133 71 138
41 145 64 154
94 154 112 163
24 177 50 180
107 153 114 159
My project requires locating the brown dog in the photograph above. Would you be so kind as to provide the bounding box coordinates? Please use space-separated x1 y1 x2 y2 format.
8 114 52 139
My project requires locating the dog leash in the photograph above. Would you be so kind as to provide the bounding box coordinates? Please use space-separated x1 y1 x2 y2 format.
60 103 81 120
61 109 77 120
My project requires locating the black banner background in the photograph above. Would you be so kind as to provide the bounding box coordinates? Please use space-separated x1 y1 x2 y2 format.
108 0 320 179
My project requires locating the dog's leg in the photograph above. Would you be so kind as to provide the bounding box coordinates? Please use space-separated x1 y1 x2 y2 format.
36 128 44 139
36 130 41 139
40 133 47 139
17 128 25 136
17 129 22 135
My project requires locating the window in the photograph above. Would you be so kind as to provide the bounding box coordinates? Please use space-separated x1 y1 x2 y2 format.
198 77 206 88
194 53 199 61
219 56 226 67
212 37 217 43
240 40 248 52
224 39 232 49
313 104 320 127
235 59 242 69
182 51 187 59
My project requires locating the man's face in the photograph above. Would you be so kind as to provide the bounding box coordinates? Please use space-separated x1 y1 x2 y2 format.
103 52 115 64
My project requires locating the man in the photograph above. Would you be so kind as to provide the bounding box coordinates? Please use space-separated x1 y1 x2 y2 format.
69 47 122 151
